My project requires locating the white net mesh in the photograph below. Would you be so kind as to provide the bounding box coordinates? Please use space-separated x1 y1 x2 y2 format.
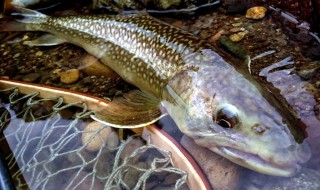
0 87 188 190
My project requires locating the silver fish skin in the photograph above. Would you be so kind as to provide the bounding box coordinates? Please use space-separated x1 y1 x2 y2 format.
0 10 311 176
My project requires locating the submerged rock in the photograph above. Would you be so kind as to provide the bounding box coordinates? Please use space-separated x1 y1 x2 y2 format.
229 31 249 42
22 72 41 82
246 6 267 20
180 135 242 190
81 121 112 152
59 69 80 84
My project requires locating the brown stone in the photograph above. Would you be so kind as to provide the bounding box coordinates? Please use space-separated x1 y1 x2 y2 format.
180 135 242 190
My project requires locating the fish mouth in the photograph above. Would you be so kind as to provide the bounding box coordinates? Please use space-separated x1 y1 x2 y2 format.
213 146 300 177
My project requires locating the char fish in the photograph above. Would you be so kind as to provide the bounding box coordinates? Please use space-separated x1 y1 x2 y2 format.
0 8 311 176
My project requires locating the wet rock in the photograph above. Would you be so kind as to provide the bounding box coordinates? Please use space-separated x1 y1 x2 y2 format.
106 130 120 150
180 135 242 190
82 76 94 85
67 149 96 169
297 65 320 79
59 69 80 84
35 51 43 57
22 72 41 82
96 147 115 178
120 138 145 162
81 121 112 152
209 29 226 42
229 27 245 33
13 53 20 58
156 0 181 9
229 31 249 42
163 173 181 186
80 54 118 78
246 6 267 20
123 162 148 189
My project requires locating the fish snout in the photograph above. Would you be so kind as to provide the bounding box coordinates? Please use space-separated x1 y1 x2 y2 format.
295 141 311 164
265 141 311 170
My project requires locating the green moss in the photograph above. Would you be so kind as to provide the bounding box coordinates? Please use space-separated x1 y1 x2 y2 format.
219 35 247 59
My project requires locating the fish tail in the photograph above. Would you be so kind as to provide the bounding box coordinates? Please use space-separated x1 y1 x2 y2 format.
0 7 47 31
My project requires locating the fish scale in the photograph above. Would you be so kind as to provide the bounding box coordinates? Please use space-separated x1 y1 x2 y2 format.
32 14 203 97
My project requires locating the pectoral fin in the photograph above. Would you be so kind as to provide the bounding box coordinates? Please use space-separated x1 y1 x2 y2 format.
91 90 166 128
23 34 66 46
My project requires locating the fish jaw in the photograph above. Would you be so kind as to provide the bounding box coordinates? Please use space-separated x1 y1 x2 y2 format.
162 49 311 176
214 146 300 177
193 131 310 177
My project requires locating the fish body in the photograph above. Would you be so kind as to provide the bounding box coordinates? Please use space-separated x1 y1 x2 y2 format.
0 9 311 176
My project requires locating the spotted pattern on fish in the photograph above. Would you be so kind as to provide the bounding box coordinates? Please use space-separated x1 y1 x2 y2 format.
24 14 205 97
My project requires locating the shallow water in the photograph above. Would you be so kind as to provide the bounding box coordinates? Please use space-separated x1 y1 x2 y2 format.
0 88 188 190
0 1 320 190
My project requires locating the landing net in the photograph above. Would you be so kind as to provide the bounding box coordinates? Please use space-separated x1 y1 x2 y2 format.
0 87 187 190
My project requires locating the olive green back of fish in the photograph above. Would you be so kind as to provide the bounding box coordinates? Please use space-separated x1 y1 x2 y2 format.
24 14 204 98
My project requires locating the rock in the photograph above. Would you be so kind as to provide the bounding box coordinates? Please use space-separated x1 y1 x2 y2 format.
123 162 148 189
229 31 249 42
59 69 80 84
180 135 242 190
229 27 243 33
95 147 115 178
81 121 112 152
106 130 119 150
209 29 225 42
22 72 41 82
120 138 144 162
80 54 118 78
246 6 267 20
13 53 20 58
163 173 181 186
35 51 43 56
157 0 181 9
298 66 320 79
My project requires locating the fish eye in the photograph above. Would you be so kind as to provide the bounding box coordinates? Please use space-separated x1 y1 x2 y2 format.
215 105 239 129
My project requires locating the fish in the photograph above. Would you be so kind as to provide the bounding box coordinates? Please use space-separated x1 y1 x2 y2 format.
0 8 311 177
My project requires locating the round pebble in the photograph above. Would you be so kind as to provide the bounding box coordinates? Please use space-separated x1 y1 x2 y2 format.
246 6 267 20
35 51 43 57
59 69 80 84
82 121 112 152
229 31 249 42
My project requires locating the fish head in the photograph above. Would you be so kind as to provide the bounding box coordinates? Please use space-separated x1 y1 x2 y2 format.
163 49 311 176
